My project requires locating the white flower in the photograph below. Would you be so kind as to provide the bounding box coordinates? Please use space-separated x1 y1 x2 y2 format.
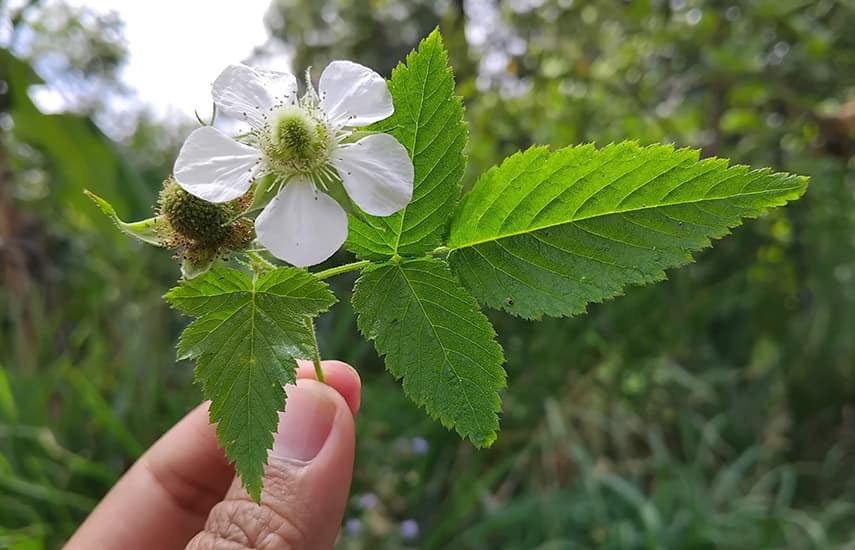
173 61 414 267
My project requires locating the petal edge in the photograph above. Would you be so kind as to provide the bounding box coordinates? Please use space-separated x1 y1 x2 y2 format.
212 64 298 126
173 127 261 203
255 179 348 267
334 134 414 216
319 61 393 128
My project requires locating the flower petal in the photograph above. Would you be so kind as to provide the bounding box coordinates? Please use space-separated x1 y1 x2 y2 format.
319 60 393 128
212 64 297 126
333 133 414 216
173 126 261 203
255 178 348 267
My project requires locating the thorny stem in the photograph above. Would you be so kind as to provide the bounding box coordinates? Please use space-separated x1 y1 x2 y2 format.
303 317 325 383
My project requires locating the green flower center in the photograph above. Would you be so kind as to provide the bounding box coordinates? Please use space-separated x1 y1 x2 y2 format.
272 108 318 157
265 106 331 176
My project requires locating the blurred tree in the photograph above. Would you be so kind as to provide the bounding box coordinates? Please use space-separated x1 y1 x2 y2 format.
257 0 476 80
5 0 128 115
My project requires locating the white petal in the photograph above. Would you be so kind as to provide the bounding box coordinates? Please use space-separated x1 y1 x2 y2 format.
212 64 297 126
319 60 393 128
255 179 348 267
333 134 414 216
173 126 261 203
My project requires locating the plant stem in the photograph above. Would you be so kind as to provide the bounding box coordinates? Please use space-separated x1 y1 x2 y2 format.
313 260 370 280
246 250 277 272
310 246 450 281
303 317 325 383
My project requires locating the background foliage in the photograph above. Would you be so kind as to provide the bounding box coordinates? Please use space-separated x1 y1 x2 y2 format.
2 0 855 548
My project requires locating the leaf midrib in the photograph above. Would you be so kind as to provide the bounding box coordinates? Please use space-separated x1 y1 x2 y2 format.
449 184 803 251
246 278 257 473
395 264 483 434
391 37 438 255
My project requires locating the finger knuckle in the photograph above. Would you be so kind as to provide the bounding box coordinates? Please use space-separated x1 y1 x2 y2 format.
189 499 308 550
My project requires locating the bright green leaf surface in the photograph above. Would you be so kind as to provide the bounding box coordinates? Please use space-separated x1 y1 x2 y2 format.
352 258 505 447
164 268 336 500
447 142 808 319
346 29 466 259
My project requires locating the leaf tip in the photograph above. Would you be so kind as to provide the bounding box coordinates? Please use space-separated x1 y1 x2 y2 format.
83 188 115 217
244 479 263 504
472 432 499 449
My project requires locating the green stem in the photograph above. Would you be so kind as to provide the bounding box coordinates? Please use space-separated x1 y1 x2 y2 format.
313 259 370 280
246 250 277 272
303 317 325 383
310 246 450 281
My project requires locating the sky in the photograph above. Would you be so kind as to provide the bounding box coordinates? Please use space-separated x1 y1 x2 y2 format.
67 0 273 119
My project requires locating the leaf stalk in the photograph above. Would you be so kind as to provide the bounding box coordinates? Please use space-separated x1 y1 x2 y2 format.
312 259 370 280
303 317 325 383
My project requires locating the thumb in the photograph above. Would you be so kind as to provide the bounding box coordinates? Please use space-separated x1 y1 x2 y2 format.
187 376 356 550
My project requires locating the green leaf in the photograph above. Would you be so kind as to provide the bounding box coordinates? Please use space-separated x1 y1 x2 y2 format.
346 28 467 259
1 49 152 227
164 267 337 501
352 258 505 446
447 142 807 319
84 189 166 246
0 363 18 423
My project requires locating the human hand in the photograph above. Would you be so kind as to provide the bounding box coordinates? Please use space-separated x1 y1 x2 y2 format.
67 360 361 549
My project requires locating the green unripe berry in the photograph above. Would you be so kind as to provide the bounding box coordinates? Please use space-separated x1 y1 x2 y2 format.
223 218 255 251
159 178 233 245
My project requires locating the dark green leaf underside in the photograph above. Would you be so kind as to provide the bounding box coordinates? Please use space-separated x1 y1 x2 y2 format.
164 267 336 500
447 142 807 319
352 258 505 447
347 28 466 259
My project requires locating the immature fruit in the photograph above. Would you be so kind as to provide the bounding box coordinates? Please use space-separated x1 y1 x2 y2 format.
156 177 255 280
159 178 233 245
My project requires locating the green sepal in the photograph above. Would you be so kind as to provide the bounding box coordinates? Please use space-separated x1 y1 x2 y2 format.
244 174 280 217
85 189 166 247
180 249 217 280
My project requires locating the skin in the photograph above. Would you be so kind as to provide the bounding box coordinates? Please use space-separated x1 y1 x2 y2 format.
66 360 361 550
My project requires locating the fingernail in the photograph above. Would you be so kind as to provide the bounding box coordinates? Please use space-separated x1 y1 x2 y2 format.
270 380 337 462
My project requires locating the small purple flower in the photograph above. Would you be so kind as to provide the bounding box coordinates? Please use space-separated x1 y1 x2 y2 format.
344 518 363 536
411 436 429 455
400 519 419 540
357 492 379 510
